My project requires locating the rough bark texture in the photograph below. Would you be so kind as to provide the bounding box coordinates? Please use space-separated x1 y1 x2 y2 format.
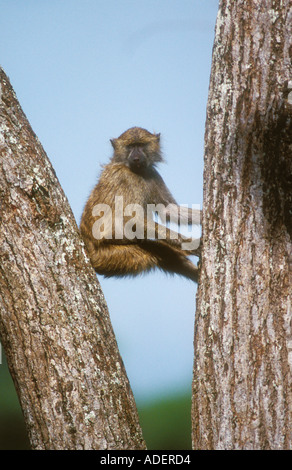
0 68 145 450
192 0 292 450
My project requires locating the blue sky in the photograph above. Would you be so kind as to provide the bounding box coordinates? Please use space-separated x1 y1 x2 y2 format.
0 0 219 402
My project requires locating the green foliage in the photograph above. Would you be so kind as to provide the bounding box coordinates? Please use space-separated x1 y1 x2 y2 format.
0 355 30 449
137 391 192 450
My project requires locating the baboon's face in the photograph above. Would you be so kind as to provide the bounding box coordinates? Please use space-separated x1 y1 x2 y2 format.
110 127 163 172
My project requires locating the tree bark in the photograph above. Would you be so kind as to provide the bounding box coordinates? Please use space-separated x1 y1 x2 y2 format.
192 0 292 450
0 68 145 450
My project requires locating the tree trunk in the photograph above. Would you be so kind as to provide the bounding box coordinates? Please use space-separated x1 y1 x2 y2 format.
0 68 145 450
192 0 292 450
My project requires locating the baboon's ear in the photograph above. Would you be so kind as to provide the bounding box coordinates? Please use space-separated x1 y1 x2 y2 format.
155 133 161 142
110 138 117 149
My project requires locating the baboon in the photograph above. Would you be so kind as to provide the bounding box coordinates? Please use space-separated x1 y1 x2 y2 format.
80 127 201 282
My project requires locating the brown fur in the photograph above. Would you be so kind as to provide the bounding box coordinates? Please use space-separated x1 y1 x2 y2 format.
80 127 200 282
